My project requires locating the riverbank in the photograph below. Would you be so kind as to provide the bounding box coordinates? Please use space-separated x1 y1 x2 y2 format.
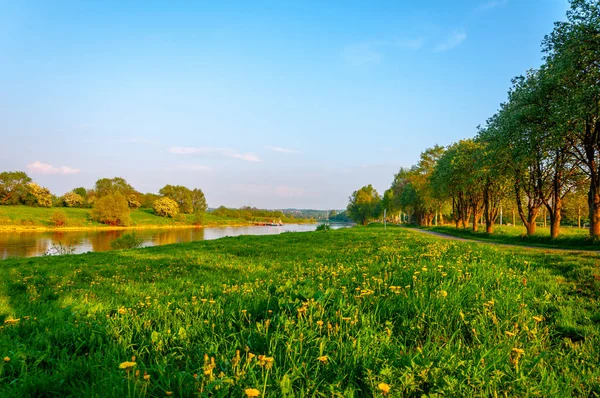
0 205 314 233
1 225 598 396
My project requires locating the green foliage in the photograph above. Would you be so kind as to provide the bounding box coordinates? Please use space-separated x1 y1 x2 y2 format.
63 191 84 208
153 197 179 218
0 171 32 205
110 232 143 250
127 195 141 210
94 177 137 200
315 223 331 231
193 209 204 225
0 227 599 396
158 185 207 214
90 193 131 226
346 184 381 226
72 187 87 199
50 210 67 227
24 183 52 208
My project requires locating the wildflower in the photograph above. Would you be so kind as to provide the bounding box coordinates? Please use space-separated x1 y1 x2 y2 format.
533 316 543 322
144 371 150 381
248 352 256 360
316 320 324 327
245 388 261 397
119 361 136 369
118 307 127 315
3 357 9 362
378 383 391 395
439 290 448 298
512 348 525 355
505 331 516 337
166 392 173 396
317 355 328 364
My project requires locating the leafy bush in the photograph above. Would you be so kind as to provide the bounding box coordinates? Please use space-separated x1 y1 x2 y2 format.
110 233 143 250
153 197 179 218
174 213 187 222
25 182 53 207
90 193 131 226
50 210 68 227
193 210 204 226
63 191 84 207
315 223 331 231
128 195 141 210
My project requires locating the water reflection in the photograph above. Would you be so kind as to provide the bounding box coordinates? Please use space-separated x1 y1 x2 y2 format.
0 223 351 259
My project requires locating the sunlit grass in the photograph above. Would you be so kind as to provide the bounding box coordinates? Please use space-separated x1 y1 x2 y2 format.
424 224 600 250
0 226 599 396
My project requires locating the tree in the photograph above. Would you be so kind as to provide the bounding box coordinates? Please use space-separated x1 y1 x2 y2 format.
159 185 193 214
25 182 53 207
0 171 32 205
543 0 600 237
347 185 381 226
191 188 208 213
63 191 84 207
90 193 131 226
95 177 136 199
153 197 179 218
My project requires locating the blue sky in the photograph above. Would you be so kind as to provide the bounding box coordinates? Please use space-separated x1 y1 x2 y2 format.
0 0 568 209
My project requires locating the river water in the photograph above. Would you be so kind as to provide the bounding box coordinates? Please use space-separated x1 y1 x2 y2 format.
0 223 350 259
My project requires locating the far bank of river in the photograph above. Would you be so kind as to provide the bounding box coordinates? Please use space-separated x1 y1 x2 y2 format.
0 223 352 259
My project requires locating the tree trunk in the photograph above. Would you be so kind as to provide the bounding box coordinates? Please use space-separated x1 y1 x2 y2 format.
589 188 600 238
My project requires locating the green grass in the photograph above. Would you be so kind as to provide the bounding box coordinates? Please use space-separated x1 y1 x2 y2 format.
422 224 600 251
1 225 599 396
0 206 311 230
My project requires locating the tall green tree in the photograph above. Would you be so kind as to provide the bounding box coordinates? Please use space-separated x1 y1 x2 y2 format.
347 185 381 226
0 171 32 205
543 0 600 237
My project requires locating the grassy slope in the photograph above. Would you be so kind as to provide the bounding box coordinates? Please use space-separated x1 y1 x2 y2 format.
0 226 599 396
0 206 311 230
423 224 600 251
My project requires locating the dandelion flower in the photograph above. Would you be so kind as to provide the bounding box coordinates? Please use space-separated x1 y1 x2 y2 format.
512 348 525 355
317 355 328 364
3 357 9 362
119 361 137 369
118 307 127 315
439 290 448 298
245 388 261 397
378 383 391 395
533 316 543 322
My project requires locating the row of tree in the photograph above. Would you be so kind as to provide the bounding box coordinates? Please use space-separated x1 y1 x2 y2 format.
347 1 599 238
0 172 208 226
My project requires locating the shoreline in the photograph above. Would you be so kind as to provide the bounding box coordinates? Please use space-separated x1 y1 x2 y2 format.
0 221 316 234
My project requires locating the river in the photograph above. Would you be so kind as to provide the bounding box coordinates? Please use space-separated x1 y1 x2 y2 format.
0 223 351 259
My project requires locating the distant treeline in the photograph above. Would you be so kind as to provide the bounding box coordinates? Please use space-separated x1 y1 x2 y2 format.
346 0 599 239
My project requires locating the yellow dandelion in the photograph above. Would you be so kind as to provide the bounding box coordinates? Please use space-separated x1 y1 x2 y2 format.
248 352 256 360
439 290 448 298
533 316 543 322
505 331 516 337
119 361 137 369
317 355 328 363
3 356 9 362
378 383 391 395
316 320 324 327
144 372 150 381
512 348 525 355
245 388 261 397
118 307 127 315
166 392 173 396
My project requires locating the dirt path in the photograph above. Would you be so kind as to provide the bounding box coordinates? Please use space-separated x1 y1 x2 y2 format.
403 226 600 255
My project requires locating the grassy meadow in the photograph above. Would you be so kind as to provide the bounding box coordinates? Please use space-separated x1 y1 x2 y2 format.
0 206 310 231
423 224 600 251
0 225 599 396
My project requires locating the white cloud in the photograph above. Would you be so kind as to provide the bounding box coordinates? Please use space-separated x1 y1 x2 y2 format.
27 161 80 175
266 146 302 154
395 38 424 50
476 0 508 12
341 43 382 66
342 37 424 66
168 164 213 171
169 146 262 162
434 31 467 52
